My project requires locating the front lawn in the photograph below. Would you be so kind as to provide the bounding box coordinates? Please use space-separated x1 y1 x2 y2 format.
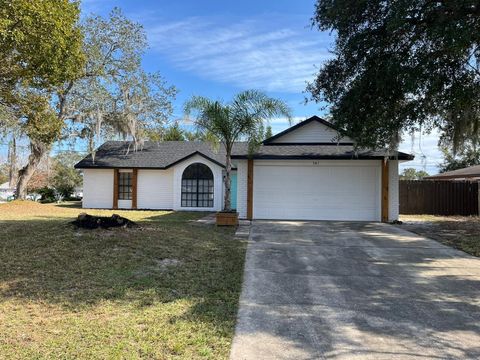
399 215 480 257
0 201 246 359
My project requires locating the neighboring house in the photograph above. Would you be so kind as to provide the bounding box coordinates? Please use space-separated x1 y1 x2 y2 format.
0 182 15 200
426 165 480 181
75 116 414 222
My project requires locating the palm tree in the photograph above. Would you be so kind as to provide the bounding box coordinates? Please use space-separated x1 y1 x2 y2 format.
184 90 291 212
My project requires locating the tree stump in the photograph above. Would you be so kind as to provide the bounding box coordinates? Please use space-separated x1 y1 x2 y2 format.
72 213 137 229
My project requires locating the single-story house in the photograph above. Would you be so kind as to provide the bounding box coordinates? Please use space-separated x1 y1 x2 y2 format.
75 116 414 222
0 182 15 201
426 164 480 181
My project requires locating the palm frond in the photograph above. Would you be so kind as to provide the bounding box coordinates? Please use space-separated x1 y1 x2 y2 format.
183 90 292 211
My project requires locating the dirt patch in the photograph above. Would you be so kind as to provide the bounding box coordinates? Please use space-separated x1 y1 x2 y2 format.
132 258 183 278
154 258 182 270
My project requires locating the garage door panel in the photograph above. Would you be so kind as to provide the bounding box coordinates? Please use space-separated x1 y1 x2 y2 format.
253 163 380 221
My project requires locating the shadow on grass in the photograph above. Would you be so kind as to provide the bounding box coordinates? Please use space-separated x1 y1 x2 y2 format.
144 211 212 223
0 213 246 335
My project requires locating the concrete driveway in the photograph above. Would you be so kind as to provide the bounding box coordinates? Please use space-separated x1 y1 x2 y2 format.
230 221 480 360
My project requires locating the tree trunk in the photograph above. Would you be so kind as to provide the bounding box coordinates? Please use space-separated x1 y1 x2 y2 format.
15 140 48 199
8 136 17 188
223 150 232 211
13 81 72 199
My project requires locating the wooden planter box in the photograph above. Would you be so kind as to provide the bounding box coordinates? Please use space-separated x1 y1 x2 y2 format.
216 211 239 226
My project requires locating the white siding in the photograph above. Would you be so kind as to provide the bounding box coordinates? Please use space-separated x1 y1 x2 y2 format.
271 121 353 144
118 200 132 209
388 160 399 221
82 169 113 208
137 169 173 209
252 160 381 221
172 154 223 211
235 160 248 219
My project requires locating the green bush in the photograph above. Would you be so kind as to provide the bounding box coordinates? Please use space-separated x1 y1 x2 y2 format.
36 187 56 203
53 184 75 199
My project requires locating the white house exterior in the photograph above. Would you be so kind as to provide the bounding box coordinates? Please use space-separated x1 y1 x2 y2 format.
75 116 413 222
0 182 15 201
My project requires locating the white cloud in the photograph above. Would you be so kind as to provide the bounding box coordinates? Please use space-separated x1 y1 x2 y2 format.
146 16 332 93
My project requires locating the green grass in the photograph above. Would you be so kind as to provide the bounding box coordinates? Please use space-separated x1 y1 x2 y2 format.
400 214 480 257
450 235 480 257
0 201 247 359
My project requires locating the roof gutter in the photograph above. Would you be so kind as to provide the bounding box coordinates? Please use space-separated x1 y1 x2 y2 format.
231 154 414 161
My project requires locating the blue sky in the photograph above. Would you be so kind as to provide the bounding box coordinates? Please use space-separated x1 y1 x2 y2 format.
82 0 327 121
0 0 442 174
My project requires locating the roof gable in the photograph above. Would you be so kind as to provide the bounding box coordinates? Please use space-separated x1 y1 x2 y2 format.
164 151 226 169
0 182 13 190
263 116 353 145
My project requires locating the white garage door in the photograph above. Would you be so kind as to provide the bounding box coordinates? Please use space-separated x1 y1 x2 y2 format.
253 160 381 221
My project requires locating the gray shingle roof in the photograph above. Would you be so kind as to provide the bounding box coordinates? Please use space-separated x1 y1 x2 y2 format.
74 141 413 169
426 164 480 179
75 141 240 169
232 144 413 160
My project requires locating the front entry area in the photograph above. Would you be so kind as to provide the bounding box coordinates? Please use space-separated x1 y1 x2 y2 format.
252 160 381 221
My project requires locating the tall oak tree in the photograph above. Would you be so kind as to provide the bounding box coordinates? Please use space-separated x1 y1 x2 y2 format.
308 0 480 150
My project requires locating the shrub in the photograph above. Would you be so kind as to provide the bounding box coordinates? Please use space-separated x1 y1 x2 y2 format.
36 187 56 203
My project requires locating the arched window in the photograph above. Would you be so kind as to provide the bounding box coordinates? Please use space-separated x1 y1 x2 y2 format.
181 163 214 207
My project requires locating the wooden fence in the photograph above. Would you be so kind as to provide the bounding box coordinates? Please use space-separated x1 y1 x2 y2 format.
399 180 479 216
